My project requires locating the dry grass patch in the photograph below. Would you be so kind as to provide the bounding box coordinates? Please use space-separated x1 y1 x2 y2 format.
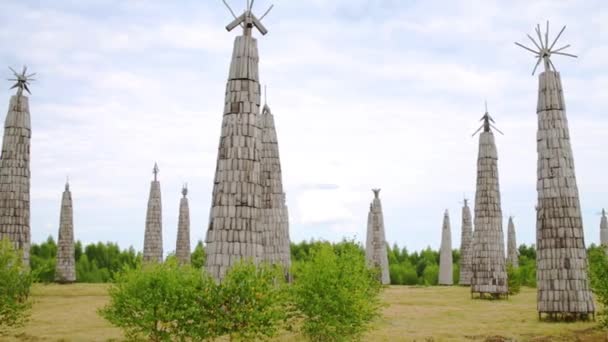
3 284 606 341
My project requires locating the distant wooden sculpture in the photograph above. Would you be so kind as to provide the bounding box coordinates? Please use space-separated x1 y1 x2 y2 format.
600 209 608 247
516 22 594 320
260 92 291 277
55 181 76 283
206 1 291 281
143 163 163 263
470 104 508 298
459 199 474 285
365 189 390 285
506 217 518 268
0 66 34 265
439 210 453 285
176 184 191 265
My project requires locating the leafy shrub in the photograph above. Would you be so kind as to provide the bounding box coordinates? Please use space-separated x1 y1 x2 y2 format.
589 246 608 327
291 241 382 342
217 260 288 341
507 265 521 295
191 241 206 269
99 260 219 341
0 238 32 335
422 264 439 285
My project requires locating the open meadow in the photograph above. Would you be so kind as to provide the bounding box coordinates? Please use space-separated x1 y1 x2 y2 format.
5 284 606 342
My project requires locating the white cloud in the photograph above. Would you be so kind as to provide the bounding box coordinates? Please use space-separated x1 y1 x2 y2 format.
0 0 605 252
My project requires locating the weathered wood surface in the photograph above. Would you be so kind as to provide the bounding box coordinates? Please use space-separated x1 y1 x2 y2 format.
206 32 291 281
506 217 519 268
55 183 75 283
535 71 594 316
459 201 473 285
0 95 31 265
143 180 163 263
365 189 390 285
439 210 453 285
471 130 508 296
176 187 191 265
260 104 291 274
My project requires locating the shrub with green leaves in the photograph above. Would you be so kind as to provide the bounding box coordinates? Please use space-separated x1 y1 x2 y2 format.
217 260 288 341
291 241 382 342
0 238 32 335
507 265 521 295
99 260 219 341
589 245 608 327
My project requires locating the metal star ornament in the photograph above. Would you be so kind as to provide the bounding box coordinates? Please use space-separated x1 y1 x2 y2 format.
8 66 36 96
515 21 577 75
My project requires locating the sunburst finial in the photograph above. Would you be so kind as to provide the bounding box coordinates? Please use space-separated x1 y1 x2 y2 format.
222 0 274 36
8 66 36 96
472 102 503 136
515 21 577 75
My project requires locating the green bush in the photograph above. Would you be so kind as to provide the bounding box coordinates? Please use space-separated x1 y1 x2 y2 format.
517 255 536 287
422 264 439 285
291 241 382 342
190 241 206 269
217 260 288 341
0 238 32 335
99 260 219 341
589 246 608 327
507 265 521 295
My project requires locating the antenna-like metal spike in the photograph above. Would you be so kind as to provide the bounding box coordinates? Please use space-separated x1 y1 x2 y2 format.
545 21 550 50
552 51 578 58
535 24 545 49
515 42 539 55
549 26 567 51
259 4 274 21
527 34 543 51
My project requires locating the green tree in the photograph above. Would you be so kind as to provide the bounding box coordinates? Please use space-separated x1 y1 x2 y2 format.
589 245 608 327
0 238 32 335
99 260 219 341
507 265 521 295
291 241 382 342
191 241 206 269
217 260 288 341
422 264 439 285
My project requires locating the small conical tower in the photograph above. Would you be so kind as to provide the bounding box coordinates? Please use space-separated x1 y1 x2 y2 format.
459 199 474 285
506 217 519 268
0 66 35 265
260 97 291 274
55 181 75 283
470 105 508 298
600 209 608 247
175 184 191 265
439 210 453 285
516 22 594 319
143 163 163 263
365 189 390 285
205 1 274 280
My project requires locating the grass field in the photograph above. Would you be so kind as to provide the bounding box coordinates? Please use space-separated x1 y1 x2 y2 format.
4 284 606 341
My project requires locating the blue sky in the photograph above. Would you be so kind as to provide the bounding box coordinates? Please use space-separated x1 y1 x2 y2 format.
0 0 606 254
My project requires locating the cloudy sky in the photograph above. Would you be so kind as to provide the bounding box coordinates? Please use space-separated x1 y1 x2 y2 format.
0 0 606 254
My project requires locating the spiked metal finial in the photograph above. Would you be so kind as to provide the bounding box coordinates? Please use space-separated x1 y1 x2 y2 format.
182 183 188 197
515 21 578 75
8 66 36 96
472 102 503 136
222 0 274 36
65 176 70 191
153 163 159 181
